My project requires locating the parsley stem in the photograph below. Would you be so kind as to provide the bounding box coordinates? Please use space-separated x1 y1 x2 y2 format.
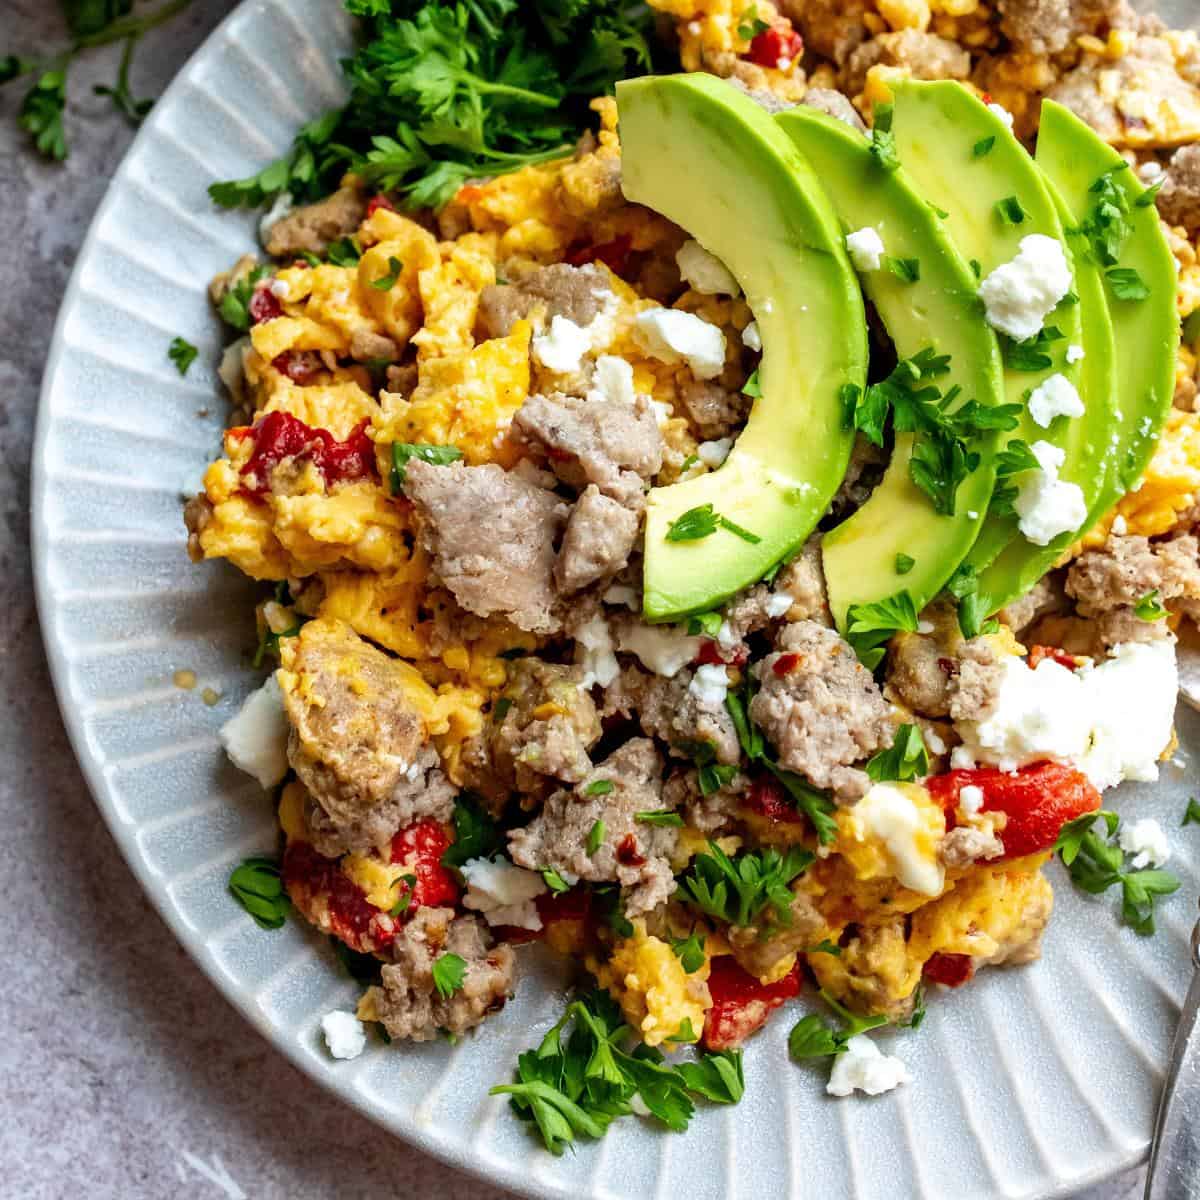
466 77 561 108
71 0 195 52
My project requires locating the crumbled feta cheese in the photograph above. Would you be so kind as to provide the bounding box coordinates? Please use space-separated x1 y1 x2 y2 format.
689 663 729 708
533 315 592 374
575 614 620 688
603 584 639 610
765 592 794 619
979 234 1073 341
1111 514 1128 536
955 640 1178 790
268 277 292 301
676 239 740 296
219 675 290 789
950 745 976 771
1027 373 1084 428
716 620 739 650
741 320 762 352
852 783 945 895
650 399 673 427
958 784 985 818
1137 159 1165 184
1015 440 1087 546
1118 818 1171 870
987 101 1014 130
618 621 702 677
321 1011 367 1060
917 620 935 634
591 355 636 406
634 308 727 380
461 856 548 930
827 1034 912 1098
926 730 946 756
697 438 733 468
1066 343 1085 364
845 226 885 272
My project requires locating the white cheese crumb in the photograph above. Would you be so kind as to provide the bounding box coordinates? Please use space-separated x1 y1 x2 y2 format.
697 437 733 468
1118 817 1171 870
827 1034 912 1098
852 783 944 896
575 614 620 688
1137 159 1166 184
926 730 947 756
716 620 739 651
687 19 702 34
461 856 548 930
1015 439 1087 546
688 663 730 708
321 1011 367 1060
1066 343 1085 364
268 277 292 301
1111 514 1128 536
950 745 976 771
603 584 640 610
741 320 762 352
1027 373 1085 428
219 675 290 789
917 620 935 634
532 315 592 374
845 226 885 272
676 239 740 296
979 234 1073 342
987 101 1015 130
634 308 727 380
958 784 985 819
765 592 794 619
591 355 636 406
650 399 673 427
618 621 702 677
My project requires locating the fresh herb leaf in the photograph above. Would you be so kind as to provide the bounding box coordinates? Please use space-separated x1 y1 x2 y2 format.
1106 267 1150 301
542 868 571 895
678 841 813 928
895 553 916 575
327 236 362 267
1080 167 1132 267
972 135 995 158
1134 589 1167 621
902 984 927 1030
839 381 863 430
369 254 404 290
217 265 270 331
93 32 154 125
1184 798 1200 827
332 936 384 985
677 1050 744 1104
228 856 289 929
765 763 839 846
885 256 921 283
970 258 982 279
788 990 888 1061
665 503 760 545
432 952 467 999
845 591 918 669
19 70 69 161
698 762 739 796
717 514 762 544
742 367 762 398
440 794 503 870
636 810 685 827
807 939 842 957
869 102 899 172
995 195 1027 225
585 780 614 797
586 820 606 855
389 873 418 917
1135 179 1162 207
168 336 198 376
1000 325 1064 372
670 931 706 974
686 611 723 637
251 618 303 669
389 442 463 493
865 723 929 783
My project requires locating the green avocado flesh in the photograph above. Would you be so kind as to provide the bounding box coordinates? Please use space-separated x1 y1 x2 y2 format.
618 75 868 622
889 81 1087 578
1032 100 1179 522
776 105 1006 630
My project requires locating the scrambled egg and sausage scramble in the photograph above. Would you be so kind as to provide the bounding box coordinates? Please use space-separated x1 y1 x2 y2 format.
191 0 1200 1118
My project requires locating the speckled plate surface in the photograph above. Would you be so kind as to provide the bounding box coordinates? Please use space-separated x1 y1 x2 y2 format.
29 2 1200 1196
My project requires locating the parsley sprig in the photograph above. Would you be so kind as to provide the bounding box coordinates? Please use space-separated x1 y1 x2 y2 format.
865 724 928 783
209 0 657 214
389 442 463 494
788 990 888 1060
492 991 743 1154
440 794 503 871
228 855 290 929
845 591 918 670
677 840 813 929
1054 810 1181 935
666 503 761 545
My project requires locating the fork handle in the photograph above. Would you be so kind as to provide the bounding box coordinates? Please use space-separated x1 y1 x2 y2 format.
1144 920 1200 1200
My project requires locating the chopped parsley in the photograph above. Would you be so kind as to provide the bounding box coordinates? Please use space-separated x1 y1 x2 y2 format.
326 236 362 267
868 102 899 172
807 939 843 957
389 873 418 917
586 820 606 855
216 265 270 331
585 780 614 797
636 810 685 827
167 336 198 376
492 991 743 1154
670 931 707 973
928 201 949 220
686 610 723 637
369 254 403 290
228 856 289 930
1184 309 1200 344
865 723 929 783
788 990 887 1060
969 258 982 279
736 6 770 40
839 381 863 430
1106 266 1150 301
1080 166 1132 267
678 840 813 929
389 442 463 493
251 618 303 669
665 503 761 545
972 135 996 158
1183 798 1200 827
1000 325 1064 372
988 438 1040 520
1135 179 1163 208
845 591 918 670
542 868 571 895
1134 589 1167 621
995 195 1027 225
432 952 467 999
945 561 992 639
1054 810 1181 935
742 367 762 398
492 696 513 723
885 256 921 283
440 794 503 871
895 552 916 575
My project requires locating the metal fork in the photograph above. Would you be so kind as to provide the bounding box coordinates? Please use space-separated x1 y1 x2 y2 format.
1144 899 1200 1199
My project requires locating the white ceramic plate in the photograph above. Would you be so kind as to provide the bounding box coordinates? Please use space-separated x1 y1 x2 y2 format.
30 3 1200 1196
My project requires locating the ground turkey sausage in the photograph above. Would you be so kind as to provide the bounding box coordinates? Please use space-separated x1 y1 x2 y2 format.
887 631 955 719
477 263 611 340
507 738 677 917
264 186 367 259
844 30 970 96
802 87 867 131
277 619 454 859
366 907 515 1042
555 485 639 595
513 390 663 510
677 379 751 440
996 0 1133 56
726 888 827 981
1157 143 1200 232
750 621 893 799
1066 532 1200 613
404 460 569 635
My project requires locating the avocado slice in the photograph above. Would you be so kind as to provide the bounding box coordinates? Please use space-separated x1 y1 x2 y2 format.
889 81 1087 577
617 74 868 621
775 105 1006 629
1032 102 1178 522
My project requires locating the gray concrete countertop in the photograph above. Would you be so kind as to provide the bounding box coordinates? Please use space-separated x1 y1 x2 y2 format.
0 2 1148 1196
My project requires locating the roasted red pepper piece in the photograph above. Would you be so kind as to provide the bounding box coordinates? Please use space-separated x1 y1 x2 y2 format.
747 25 803 69
744 773 804 824
235 410 377 496
248 283 282 325
565 233 633 277
922 951 975 988
703 956 802 1050
366 193 397 216
927 761 1101 860
1027 644 1081 671
271 349 324 385
282 840 396 954
390 818 460 910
